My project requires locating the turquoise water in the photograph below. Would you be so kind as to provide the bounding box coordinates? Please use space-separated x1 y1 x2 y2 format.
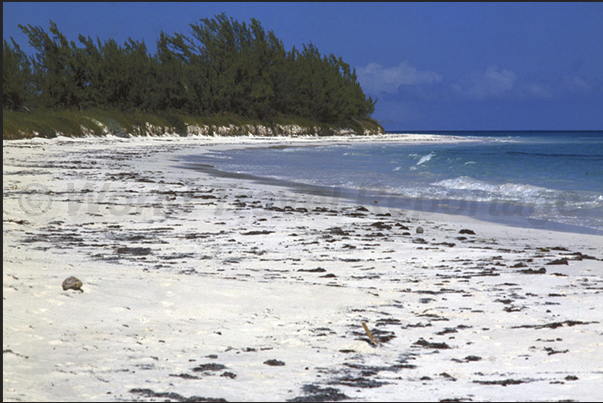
185 131 603 234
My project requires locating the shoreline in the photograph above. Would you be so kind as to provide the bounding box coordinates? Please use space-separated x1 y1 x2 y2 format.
4 134 603 402
181 159 603 237
177 134 603 237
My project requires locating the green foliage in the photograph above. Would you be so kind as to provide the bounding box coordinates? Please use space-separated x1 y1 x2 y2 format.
4 14 380 136
103 118 129 137
3 39 34 110
18 21 87 109
162 112 188 136
2 108 102 139
3 107 382 140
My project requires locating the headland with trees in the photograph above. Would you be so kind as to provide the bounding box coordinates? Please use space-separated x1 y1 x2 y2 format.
3 13 383 139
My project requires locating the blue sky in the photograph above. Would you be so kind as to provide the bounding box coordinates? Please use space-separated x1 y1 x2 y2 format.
4 2 603 131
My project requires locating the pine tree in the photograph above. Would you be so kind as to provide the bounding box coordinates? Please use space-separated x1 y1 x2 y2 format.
3 39 34 110
19 21 87 109
9 15 378 130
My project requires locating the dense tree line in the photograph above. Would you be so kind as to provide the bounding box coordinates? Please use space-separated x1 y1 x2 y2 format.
3 13 376 124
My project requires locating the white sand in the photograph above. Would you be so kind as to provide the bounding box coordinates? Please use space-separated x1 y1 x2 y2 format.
4 134 603 402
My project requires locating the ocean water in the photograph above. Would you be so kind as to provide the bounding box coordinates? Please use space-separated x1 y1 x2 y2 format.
184 131 603 235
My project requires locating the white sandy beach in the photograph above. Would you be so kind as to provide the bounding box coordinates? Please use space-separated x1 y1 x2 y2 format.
3 133 603 402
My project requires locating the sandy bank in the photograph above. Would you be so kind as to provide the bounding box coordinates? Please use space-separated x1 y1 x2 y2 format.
4 134 602 402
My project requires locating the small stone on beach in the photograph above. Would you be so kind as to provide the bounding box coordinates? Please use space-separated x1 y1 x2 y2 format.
62 276 83 292
416 226 424 234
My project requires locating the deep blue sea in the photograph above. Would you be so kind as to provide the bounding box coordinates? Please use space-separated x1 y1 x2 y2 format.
185 131 603 235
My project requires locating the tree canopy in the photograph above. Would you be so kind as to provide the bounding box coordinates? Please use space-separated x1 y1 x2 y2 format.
3 13 376 124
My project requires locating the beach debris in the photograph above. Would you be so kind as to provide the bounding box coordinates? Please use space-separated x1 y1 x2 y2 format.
452 355 483 363
263 359 285 366
130 388 226 402
3 349 29 359
546 258 569 265
192 363 227 372
567 252 598 260
412 338 451 349
512 320 599 330
241 230 274 235
169 373 201 380
298 267 327 273
61 276 83 292
473 378 530 386
517 267 546 274
371 221 392 230
116 246 152 256
439 372 457 381
416 226 424 234
362 322 380 346
327 226 350 236
291 385 350 402
432 241 456 247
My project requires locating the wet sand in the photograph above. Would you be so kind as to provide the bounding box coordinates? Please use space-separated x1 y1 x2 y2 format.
3 134 602 402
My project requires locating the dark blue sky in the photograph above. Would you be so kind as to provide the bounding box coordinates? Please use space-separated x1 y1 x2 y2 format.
4 2 603 131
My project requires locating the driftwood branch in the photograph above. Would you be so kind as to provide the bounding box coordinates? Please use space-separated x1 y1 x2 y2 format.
362 322 379 346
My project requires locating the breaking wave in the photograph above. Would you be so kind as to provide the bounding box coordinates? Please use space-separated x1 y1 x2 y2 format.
434 176 550 199
409 152 435 170
432 176 603 209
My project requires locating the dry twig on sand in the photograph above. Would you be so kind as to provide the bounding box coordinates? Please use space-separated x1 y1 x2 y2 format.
362 322 380 346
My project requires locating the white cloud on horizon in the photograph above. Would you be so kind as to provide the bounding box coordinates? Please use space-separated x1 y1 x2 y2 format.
356 61 442 94
450 66 595 101
450 65 516 100
357 61 600 107
516 74 593 100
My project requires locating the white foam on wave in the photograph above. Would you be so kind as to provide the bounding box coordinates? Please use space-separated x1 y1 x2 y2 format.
417 152 435 165
430 176 601 206
409 152 435 171
433 176 549 197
